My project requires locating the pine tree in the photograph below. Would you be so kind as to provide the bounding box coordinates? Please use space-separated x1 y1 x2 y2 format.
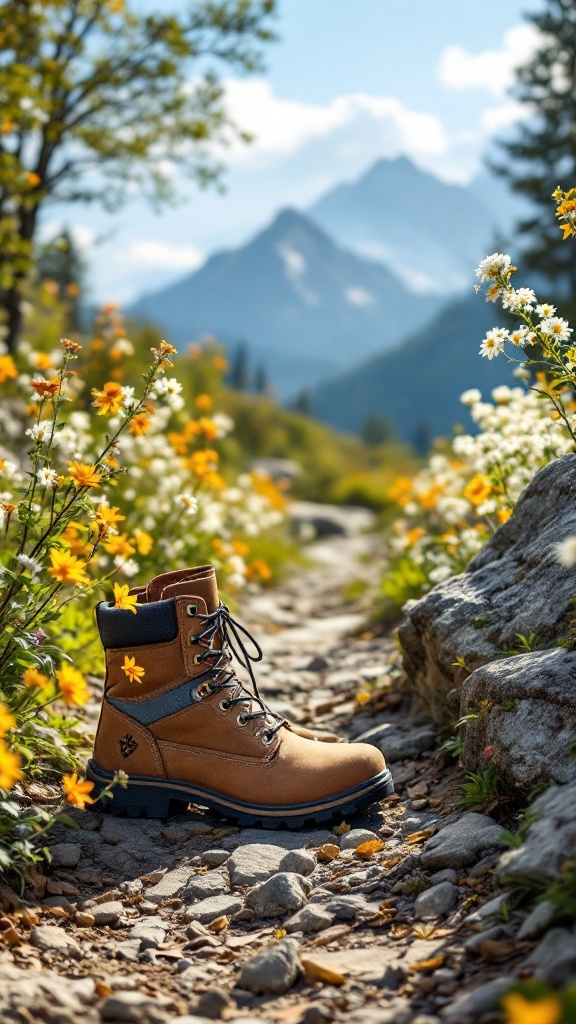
494 0 576 294
230 341 250 390
37 229 86 329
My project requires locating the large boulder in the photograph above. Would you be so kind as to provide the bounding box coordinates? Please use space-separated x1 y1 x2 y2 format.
399 454 576 723
460 647 576 793
497 779 576 887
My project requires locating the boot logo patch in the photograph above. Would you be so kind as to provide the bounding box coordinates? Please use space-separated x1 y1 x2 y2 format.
119 733 138 758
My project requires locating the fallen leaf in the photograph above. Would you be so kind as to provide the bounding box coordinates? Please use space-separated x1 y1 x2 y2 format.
301 957 347 986
356 691 371 704
20 868 46 900
479 939 517 960
354 839 385 859
208 916 229 933
19 909 38 928
383 855 404 868
95 982 113 999
75 912 95 927
412 924 437 939
274 1001 313 1022
333 821 351 836
275 928 287 939
409 954 445 973
43 905 69 918
316 844 340 863
310 924 352 947
390 923 411 940
0 916 23 947
406 829 436 844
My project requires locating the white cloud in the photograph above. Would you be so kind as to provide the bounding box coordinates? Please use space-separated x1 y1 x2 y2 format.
345 286 375 307
223 79 448 164
481 100 531 134
123 240 204 271
438 24 540 98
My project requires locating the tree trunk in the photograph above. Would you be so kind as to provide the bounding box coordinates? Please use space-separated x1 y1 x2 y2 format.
2 205 38 353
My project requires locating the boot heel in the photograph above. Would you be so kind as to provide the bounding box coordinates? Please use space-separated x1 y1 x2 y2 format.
87 763 189 819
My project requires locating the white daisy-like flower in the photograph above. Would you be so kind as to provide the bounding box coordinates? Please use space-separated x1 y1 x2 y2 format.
475 253 512 282
25 422 51 443
460 389 481 406
536 303 556 318
540 317 573 342
175 493 199 515
17 553 42 574
479 328 508 359
36 467 58 488
502 287 536 313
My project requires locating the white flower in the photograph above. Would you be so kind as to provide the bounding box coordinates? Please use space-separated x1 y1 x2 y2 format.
508 325 531 348
502 287 536 313
212 412 234 438
475 253 512 282
175 493 199 515
26 422 51 443
17 554 42 574
479 328 508 359
114 556 139 577
460 389 481 407
536 303 556 318
36 467 58 488
120 386 136 408
429 565 453 584
540 317 573 342
113 338 135 357
556 536 576 568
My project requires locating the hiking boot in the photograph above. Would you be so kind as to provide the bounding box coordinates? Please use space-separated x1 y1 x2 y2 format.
87 565 394 827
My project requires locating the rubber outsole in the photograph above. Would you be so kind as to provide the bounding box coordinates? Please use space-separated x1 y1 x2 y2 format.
86 760 394 829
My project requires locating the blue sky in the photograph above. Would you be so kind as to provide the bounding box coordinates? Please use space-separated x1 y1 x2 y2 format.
44 0 541 305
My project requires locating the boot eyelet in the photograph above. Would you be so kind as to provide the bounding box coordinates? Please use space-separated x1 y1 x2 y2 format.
187 603 199 616
193 653 206 666
189 634 199 645
196 681 212 698
262 730 274 746
237 712 249 727
219 698 231 712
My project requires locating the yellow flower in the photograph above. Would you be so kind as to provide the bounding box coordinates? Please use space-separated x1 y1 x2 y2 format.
63 773 96 809
195 393 213 411
388 476 413 506
197 417 219 441
133 530 153 556
68 461 102 488
160 340 177 355
128 412 152 436
92 381 124 415
55 663 90 707
30 352 55 372
0 739 23 792
23 667 51 691
0 703 16 736
501 992 563 1024
464 474 492 507
95 504 125 530
48 547 90 586
103 533 136 558
248 558 272 582
0 354 18 384
31 375 61 397
497 507 513 525
122 655 145 684
212 355 228 373
27 171 41 188
113 582 138 614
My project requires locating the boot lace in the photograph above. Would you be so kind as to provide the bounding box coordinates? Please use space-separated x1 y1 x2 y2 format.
189 602 285 745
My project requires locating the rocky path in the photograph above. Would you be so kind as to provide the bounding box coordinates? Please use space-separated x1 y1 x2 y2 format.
0 511 550 1024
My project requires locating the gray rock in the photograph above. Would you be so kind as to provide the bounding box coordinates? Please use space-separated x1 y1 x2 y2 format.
517 899 556 941
245 872 311 918
399 454 576 725
237 937 301 994
428 869 458 885
355 723 436 762
49 842 82 868
196 987 233 1019
145 864 193 903
228 843 314 886
440 977 515 1020
222 828 333 851
339 828 380 850
414 882 458 919
129 918 166 950
420 813 507 869
522 927 576 986
285 904 334 934
460 647 576 793
201 850 229 867
325 894 370 920
465 893 509 927
185 868 229 900
185 893 243 923
347 1001 413 1024
93 899 124 926
99 990 169 1021
30 925 82 959
498 780 576 886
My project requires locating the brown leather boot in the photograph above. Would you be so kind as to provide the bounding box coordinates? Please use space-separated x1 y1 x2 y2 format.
87 566 393 827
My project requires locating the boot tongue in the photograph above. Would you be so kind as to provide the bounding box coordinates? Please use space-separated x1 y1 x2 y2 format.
145 566 219 612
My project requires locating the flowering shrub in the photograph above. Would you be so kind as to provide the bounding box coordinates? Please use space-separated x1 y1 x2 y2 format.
383 186 576 617
0 311 287 875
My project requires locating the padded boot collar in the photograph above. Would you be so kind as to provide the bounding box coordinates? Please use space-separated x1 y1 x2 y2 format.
139 566 219 612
